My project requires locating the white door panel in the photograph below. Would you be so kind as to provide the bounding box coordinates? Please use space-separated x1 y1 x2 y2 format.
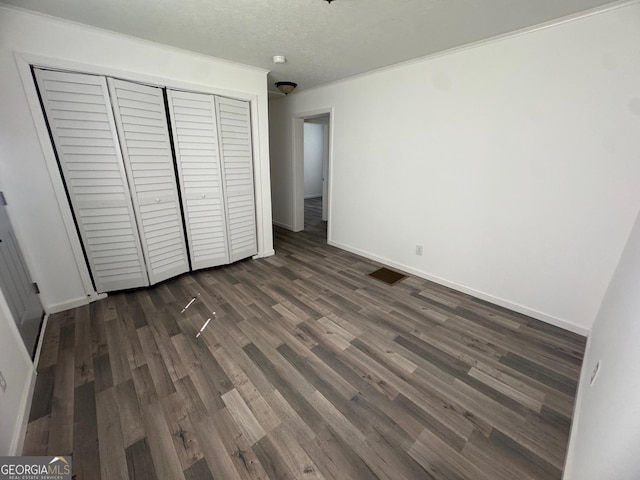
34 68 149 292
0 199 44 358
215 97 257 262
167 89 230 270
108 78 189 284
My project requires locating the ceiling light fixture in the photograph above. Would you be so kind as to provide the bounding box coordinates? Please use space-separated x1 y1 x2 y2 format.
325 0 334 3
273 55 287 64
275 81 297 95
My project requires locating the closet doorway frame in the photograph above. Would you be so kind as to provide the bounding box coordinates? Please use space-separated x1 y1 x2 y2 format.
15 52 271 304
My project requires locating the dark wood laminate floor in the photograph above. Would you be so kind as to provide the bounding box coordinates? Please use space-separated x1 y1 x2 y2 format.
23 198 586 479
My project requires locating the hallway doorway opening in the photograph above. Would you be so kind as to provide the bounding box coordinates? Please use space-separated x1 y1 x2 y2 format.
293 110 331 241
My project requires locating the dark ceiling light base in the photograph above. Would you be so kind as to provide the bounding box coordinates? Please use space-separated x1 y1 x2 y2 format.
325 0 334 3
275 81 298 95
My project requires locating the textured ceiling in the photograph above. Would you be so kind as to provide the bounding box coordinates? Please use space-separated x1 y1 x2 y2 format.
1 0 620 93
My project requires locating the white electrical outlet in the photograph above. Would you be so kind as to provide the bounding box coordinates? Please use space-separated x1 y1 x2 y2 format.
0 370 6 393
590 360 601 386
415 244 423 256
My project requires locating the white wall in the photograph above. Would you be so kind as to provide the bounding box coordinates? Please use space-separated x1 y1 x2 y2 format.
563 208 640 479
0 288 36 455
0 6 273 313
268 3 640 334
269 101 294 229
304 123 324 198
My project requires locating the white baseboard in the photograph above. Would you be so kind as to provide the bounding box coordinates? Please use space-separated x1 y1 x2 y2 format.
32 314 49 369
254 248 276 259
273 220 295 231
46 295 91 314
327 239 590 337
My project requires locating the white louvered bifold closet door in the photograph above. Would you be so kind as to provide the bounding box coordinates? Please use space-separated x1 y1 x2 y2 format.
215 97 258 262
34 69 149 292
166 90 230 270
107 79 190 285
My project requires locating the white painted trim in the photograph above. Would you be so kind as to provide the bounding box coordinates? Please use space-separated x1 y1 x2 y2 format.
273 221 295 231
293 108 334 236
14 54 100 307
9 360 36 456
326 113 334 242
0 286 37 455
292 117 305 232
47 294 106 315
0 282 38 368
31 314 49 368
17 51 262 105
9 309 47 455
328 239 590 337
321 124 329 222
562 330 594 478
253 248 275 259
247 83 274 260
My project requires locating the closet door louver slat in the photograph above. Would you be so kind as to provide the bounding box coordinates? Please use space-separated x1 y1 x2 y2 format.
167 90 230 269
215 97 258 262
108 79 190 285
34 69 149 292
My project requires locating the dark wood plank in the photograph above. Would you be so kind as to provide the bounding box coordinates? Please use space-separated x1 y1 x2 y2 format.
500 352 578 397
93 353 113 394
137 325 176 398
114 379 145 448
47 324 75 455
243 342 326 433
183 458 214 480
190 411 246 480
22 414 50 456
485 428 563 479
141 401 185 480
252 434 298 480
37 314 61 369
126 438 158 480
161 391 204 471
105 317 133 386
95 388 129 480
29 365 55 422
73 381 100 480
132 364 159 406
174 375 209 421
308 425 380 480
90 301 109 357
74 305 95 386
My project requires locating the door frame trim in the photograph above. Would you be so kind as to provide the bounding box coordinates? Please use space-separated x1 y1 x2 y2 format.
292 108 333 235
15 54 101 304
0 287 37 453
